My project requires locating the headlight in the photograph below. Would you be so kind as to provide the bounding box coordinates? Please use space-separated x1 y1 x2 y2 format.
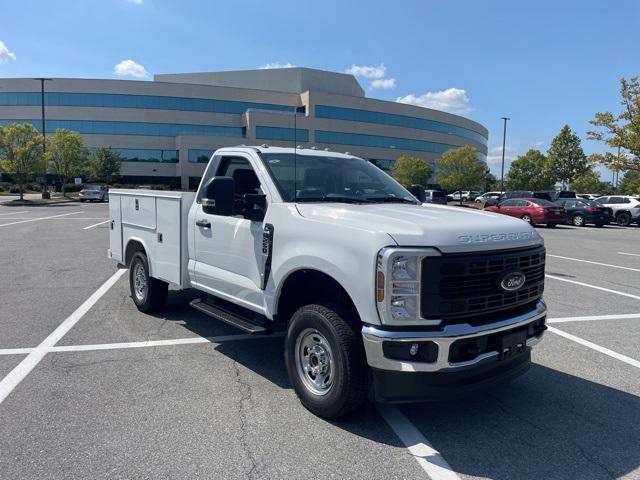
376 248 441 326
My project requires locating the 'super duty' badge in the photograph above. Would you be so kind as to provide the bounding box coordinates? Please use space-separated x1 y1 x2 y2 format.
499 271 526 292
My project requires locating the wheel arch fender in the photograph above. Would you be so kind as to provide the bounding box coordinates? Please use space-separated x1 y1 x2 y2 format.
124 236 152 276
273 265 361 325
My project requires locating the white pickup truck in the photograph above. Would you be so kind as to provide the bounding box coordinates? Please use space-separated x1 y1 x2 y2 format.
108 146 547 418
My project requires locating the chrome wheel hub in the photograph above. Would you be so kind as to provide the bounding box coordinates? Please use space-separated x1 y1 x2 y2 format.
133 263 148 302
295 329 334 396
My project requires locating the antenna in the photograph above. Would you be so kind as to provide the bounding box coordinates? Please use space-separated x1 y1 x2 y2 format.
293 107 298 202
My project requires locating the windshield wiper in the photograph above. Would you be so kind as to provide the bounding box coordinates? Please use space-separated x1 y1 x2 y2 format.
295 196 374 204
365 196 418 204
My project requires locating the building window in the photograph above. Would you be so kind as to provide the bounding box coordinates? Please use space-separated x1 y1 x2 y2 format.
0 119 245 138
118 149 179 163
315 105 487 146
188 149 214 163
256 126 309 142
315 130 457 154
0 92 296 115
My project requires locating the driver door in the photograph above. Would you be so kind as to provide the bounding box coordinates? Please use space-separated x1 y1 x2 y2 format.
192 155 267 311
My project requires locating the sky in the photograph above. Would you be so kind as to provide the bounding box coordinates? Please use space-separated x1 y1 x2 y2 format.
1 0 638 179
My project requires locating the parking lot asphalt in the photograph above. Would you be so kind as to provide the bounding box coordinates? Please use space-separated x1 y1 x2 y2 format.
0 204 638 480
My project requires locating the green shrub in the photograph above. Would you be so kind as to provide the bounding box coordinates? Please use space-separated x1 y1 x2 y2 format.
63 183 83 192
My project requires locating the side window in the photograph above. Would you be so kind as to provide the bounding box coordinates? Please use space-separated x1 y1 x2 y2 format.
609 196 624 204
515 200 528 207
500 200 516 207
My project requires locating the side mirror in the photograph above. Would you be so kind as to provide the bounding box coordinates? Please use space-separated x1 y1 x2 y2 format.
409 184 426 203
202 177 234 216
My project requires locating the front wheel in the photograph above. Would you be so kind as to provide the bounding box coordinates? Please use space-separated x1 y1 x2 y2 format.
521 214 532 224
129 251 168 313
285 304 368 418
547 223 557 228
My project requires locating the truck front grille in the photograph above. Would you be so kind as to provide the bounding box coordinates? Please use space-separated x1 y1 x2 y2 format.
421 246 545 324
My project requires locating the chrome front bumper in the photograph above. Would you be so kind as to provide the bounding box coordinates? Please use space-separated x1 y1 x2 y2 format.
362 300 547 373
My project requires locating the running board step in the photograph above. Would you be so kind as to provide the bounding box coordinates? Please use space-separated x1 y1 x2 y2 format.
190 297 269 334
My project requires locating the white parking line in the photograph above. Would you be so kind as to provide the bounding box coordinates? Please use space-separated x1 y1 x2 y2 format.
547 254 640 273
548 326 640 369
0 210 28 216
83 219 110 230
50 332 285 352
0 347 34 356
545 274 640 301
618 251 640 258
377 403 461 480
548 313 640 323
0 269 126 406
0 211 83 228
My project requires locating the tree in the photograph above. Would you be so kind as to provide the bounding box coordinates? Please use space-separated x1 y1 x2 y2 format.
46 129 88 196
505 149 555 191
618 171 640 195
570 168 611 194
390 156 431 188
547 125 589 188
0 123 44 200
484 169 499 191
436 145 486 191
588 76 640 171
90 147 121 184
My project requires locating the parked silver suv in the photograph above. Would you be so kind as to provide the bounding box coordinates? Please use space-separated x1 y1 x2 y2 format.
594 195 640 226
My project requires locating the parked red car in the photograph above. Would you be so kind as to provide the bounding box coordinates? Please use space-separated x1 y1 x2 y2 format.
484 198 567 227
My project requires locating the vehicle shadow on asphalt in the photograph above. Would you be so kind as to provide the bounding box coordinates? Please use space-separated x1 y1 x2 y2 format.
400 364 640 479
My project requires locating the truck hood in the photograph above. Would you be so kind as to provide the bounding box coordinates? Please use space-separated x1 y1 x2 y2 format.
296 203 543 253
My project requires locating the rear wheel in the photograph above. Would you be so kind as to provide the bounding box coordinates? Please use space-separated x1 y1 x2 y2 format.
547 223 557 228
521 214 532 224
572 214 585 227
285 304 368 418
595 223 604 228
616 212 631 227
129 251 168 313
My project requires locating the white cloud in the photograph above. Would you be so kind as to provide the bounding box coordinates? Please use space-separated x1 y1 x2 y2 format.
124 0 143 4
346 63 386 79
114 59 148 78
259 62 296 69
533 141 545 147
396 88 471 115
369 78 396 90
0 41 16 64
487 145 517 165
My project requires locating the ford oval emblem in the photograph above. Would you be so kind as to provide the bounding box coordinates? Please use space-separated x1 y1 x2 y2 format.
499 271 526 292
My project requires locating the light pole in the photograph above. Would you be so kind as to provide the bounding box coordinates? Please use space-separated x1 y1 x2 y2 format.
35 78 52 199
500 117 510 196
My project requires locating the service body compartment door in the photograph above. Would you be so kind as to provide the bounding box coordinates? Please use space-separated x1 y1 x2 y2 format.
121 195 157 229
108 194 123 262
154 197 182 285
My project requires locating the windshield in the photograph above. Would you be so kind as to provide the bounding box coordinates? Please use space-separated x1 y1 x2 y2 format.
83 184 101 190
260 153 418 204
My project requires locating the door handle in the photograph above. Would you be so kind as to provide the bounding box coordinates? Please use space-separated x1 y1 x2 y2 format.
196 219 211 228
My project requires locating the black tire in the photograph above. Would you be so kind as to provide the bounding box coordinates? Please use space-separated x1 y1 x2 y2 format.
595 222 604 228
521 214 532 224
616 212 631 227
572 214 585 227
285 304 368 418
547 223 557 228
129 251 168 313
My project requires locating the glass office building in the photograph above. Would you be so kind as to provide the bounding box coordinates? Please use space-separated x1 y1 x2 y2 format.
0 68 488 189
